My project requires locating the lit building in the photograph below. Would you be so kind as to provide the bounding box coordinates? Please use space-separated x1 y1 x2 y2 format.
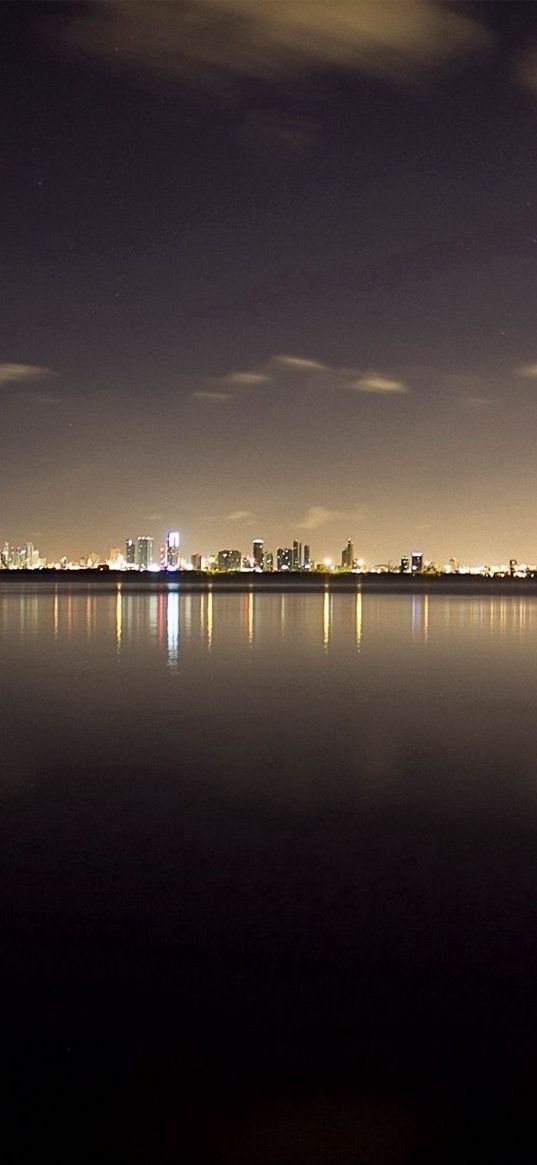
126 539 136 566
411 552 423 573
400 555 410 573
277 547 293 571
108 547 123 569
166 530 180 569
263 551 274 571
191 553 202 570
137 536 154 570
341 539 354 569
292 540 302 570
303 544 311 569
253 539 264 570
217 549 241 572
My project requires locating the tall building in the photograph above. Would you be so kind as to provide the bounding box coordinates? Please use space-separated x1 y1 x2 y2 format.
217 549 241 572
191 553 202 571
166 530 180 569
341 539 354 569
126 538 136 566
303 544 311 569
277 547 293 571
411 552 423 573
263 551 274 572
292 540 302 570
400 555 410 574
137 536 153 570
252 539 264 570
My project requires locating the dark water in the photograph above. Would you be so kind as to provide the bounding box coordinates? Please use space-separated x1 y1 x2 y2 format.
2 582 537 1161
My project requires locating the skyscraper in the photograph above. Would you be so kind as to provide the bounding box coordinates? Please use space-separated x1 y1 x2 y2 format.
126 538 135 566
252 539 264 570
303 544 311 569
137 537 153 570
166 530 180 569
277 548 293 571
411 552 423 573
292 540 302 571
217 549 241 571
341 539 354 569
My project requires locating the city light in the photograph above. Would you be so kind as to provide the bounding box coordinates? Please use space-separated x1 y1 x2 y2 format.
1 527 537 580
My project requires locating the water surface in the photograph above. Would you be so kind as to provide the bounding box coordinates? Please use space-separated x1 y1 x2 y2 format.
2 584 537 1161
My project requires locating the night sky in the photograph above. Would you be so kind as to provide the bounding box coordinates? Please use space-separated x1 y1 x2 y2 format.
4 1 537 564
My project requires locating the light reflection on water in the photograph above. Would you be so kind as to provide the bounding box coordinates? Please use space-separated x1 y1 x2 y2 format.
3 585 537 798
3 585 537 663
3 581 537 1161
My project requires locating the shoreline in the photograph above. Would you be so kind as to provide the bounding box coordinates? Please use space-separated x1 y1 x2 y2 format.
1 569 537 596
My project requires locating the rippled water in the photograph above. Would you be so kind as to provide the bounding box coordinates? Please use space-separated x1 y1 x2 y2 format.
3 583 537 1161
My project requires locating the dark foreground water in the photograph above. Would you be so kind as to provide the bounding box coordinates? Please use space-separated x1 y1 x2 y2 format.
2 582 537 1161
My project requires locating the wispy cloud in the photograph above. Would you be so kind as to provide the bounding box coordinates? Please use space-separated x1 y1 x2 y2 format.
222 371 271 385
225 509 253 522
273 355 327 372
517 363 537 378
349 374 409 395
191 390 232 401
61 1 491 88
298 506 347 531
211 355 411 399
0 363 53 386
11 391 63 406
514 47 537 97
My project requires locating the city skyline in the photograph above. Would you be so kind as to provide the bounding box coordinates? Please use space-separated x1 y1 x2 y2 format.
1 525 534 575
4 4 537 562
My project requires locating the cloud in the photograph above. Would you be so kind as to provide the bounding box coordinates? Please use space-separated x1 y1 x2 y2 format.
0 363 53 386
273 354 327 372
212 355 411 399
517 363 537 378
191 390 232 400
61 1 491 87
349 374 409 394
222 371 271 385
298 506 348 531
515 47 537 96
225 510 253 522
11 392 63 406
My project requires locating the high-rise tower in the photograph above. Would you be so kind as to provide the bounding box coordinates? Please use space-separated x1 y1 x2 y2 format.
252 539 264 570
137 537 154 570
341 539 354 569
166 530 180 569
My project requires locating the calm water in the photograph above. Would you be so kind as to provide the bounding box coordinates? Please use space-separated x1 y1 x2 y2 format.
3 583 537 1161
